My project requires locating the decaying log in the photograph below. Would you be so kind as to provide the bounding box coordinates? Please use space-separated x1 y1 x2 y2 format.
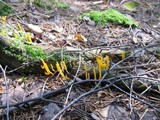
0 35 44 74
0 34 125 74
0 34 160 93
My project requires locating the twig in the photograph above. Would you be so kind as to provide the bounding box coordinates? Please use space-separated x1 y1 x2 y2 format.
129 78 134 113
1 43 159 75
139 109 148 120
0 75 159 117
129 48 138 114
62 46 82 119
50 75 160 120
51 82 114 120
0 65 9 120
140 85 152 96
107 79 160 113
115 61 160 70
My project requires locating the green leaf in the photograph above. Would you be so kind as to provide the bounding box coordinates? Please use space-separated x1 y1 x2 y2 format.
123 1 140 11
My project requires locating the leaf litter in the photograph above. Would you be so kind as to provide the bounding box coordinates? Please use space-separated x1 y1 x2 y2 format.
0 0 160 119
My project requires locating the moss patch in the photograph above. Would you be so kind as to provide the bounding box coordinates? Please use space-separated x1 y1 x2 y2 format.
33 0 69 10
82 8 138 27
0 1 14 16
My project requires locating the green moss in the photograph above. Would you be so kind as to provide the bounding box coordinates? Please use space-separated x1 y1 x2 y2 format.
33 0 52 10
0 1 14 16
1 36 72 63
0 23 50 61
33 0 69 10
57 2 69 10
106 9 138 27
24 44 48 60
0 35 50 61
2 44 50 61
0 30 71 64
87 10 109 25
82 8 138 27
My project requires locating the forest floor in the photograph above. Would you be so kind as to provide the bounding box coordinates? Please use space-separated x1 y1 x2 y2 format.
0 0 160 119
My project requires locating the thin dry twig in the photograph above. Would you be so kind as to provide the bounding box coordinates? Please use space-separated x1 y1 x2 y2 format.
50 75 160 120
61 45 82 119
0 65 9 120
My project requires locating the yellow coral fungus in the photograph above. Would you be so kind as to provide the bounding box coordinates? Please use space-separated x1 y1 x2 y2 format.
93 67 97 80
96 56 103 67
104 55 110 70
71 61 77 67
56 62 69 80
121 50 125 60
17 22 23 31
96 55 110 79
60 61 67 71
2 16 6 24
50 64 56 72
84 64 89 79
25 32 32 43
98 67 102 79
96 56 103 79
13 30 18 38
88 73 90 79
41 59 53 75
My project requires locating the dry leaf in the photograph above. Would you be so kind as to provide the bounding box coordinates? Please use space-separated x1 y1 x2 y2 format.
92 104 136 120
74 33 87 42
1 82 43 105
133 35 138 43
123 1 140 11
41 22 63 33
41 103 61 120
48 33 56 40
